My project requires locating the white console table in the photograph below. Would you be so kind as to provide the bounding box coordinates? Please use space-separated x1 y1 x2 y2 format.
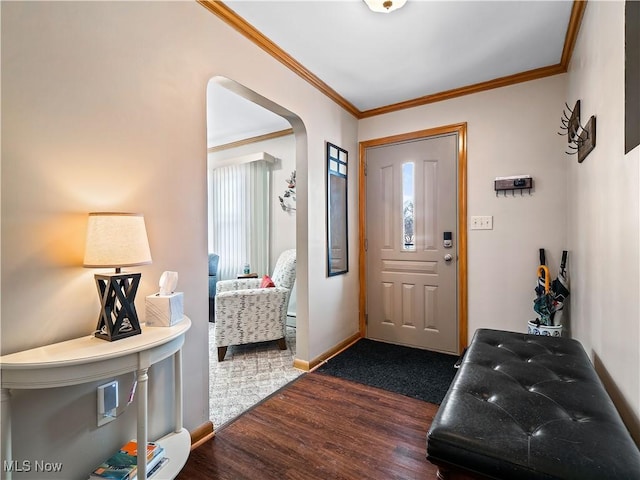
0 316 192 480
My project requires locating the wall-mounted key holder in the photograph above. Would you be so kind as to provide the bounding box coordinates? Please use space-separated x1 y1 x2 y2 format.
494 175 533 197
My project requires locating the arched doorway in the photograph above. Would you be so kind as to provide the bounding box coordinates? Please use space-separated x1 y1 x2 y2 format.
206 77 307 429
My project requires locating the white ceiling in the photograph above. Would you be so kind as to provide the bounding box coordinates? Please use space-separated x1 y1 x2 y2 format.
207 0 575 147
207 82 291 148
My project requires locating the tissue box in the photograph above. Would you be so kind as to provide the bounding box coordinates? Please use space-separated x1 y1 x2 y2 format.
145 292 184 327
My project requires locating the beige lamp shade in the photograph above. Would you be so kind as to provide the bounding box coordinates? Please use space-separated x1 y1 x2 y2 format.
364 0 407 13
83 213 152 269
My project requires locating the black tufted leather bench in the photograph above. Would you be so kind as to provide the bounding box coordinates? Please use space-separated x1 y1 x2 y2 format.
426 329 640 480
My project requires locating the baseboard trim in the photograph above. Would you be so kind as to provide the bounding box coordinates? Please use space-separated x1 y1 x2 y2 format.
293 358 310 371
295 332 362 372
190 421 214 450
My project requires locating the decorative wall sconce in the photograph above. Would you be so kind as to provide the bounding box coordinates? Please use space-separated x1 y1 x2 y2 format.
278 170 296 212
558 100 597 163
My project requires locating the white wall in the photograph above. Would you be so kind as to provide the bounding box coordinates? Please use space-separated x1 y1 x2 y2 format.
360 75 568 340
269 136 298 270
1 2 358 478
566 0 640 442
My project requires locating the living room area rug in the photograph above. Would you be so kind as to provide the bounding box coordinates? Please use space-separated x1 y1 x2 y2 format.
209 324 302 428
315 338 459 405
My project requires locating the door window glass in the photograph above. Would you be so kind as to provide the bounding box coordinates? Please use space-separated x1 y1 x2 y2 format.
402 162 415 250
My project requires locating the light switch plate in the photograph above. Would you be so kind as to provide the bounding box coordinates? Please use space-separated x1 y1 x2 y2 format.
471 216 493 230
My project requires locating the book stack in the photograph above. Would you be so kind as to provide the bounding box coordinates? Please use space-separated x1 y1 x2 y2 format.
89 440 168 480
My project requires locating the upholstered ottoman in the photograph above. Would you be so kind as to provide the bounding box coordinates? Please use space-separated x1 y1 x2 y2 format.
427 329 640 479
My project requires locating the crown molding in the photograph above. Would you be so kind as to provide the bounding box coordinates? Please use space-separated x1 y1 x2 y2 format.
197 0 360 118
561 0 587 69
208 128 294 153
358 64 566 118
199 0 586 119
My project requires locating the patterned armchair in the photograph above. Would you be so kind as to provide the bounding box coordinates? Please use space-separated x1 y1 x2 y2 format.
214 249 296 361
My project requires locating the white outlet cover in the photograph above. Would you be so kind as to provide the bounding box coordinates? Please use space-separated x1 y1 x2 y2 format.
97 380 118 426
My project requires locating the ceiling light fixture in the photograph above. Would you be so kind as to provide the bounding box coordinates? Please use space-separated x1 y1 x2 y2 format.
364 0 407 13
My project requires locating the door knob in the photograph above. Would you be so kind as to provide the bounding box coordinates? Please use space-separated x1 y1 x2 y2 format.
444 254 453 262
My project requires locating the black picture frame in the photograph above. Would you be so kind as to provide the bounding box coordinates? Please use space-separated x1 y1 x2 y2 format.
626 0 640 154
326 142 348 276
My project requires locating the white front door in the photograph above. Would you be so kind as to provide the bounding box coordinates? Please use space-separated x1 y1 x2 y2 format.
365 132 459 354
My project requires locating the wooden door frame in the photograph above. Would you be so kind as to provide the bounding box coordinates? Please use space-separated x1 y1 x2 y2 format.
358 123 468 354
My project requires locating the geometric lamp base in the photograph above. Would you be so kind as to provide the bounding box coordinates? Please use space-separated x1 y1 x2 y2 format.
94 272 143 341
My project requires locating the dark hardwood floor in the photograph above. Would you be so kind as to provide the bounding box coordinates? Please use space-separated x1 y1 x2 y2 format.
178 372 439 480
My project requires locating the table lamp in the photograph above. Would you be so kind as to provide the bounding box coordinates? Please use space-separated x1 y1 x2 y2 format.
83 212 152 341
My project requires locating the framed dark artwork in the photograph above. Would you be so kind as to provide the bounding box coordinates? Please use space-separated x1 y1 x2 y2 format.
626 0 640 154
326 142 348 276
